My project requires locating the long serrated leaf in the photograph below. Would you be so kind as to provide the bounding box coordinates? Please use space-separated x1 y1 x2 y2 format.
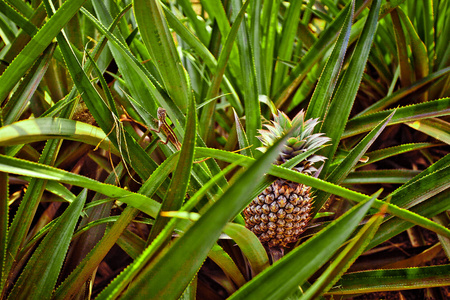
274 0 369 106
199 0 250 141
230 0 260 150
133 0 189 111
390 8 412 87
387 165 450 209
0 118 115 153
356 142 437 169
406 117 450 144
56 10 158 180
7 189 86 300
82 5 228 197
301 191 385 300
160 4 243 114
2 44 54 125
320 0 382 174
209 244 246 289
343 97 450 138
342 169 421 184
271 0 303 93
355 67 450 117
233 109 252 157
0 154 160 217
147 94 197 243
368 189 450 251
396 7 429 81
0 120 7 296
327 265 450 295
0 0 86 102
52 206 139 300
0 0 37 36
305 1 354 122
229 193 376 300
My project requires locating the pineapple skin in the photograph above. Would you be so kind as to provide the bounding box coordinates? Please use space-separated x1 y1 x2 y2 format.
243 179 311 248
244 110 329 248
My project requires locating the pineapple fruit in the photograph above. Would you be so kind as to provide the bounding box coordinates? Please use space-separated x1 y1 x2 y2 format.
243 110 330 248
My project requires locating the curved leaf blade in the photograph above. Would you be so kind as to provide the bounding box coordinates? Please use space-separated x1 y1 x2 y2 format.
8 189 86 300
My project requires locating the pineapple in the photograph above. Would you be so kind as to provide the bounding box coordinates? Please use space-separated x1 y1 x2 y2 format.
243 110 330 248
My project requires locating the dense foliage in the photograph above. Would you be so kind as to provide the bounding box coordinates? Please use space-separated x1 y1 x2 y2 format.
0 0 449 299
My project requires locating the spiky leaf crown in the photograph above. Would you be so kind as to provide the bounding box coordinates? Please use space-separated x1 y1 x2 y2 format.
256 110 331 174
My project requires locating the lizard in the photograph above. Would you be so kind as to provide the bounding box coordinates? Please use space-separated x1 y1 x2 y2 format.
120 107 182 151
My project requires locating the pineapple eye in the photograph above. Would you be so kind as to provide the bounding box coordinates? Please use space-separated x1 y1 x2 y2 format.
277 195 287 207
285 214 294 222
270 202 279 213
268 213 277 222
265 194 275 204
267 222 276 230
284 203 295 213
277 209 286 219
260 214 269 223
261 204 270 214
257 195 265 205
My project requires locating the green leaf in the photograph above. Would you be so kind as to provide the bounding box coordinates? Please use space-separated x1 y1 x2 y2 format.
301 191 385 300
368 189 450 250
387 164 450 209
2 44 54 125
390 8 412 87
342 169 421 184
7 189 86 300
0 121 7 296
94 157 242 300
231 0 260 150
233 109 252 158
0 0 86 102
229 193 376 300
53 153 181 299
356 143 438 169
160 3 243 114
275 0 366 106
320 0 382 173
199 0 250 141
209 244 246 289
396 7 429 81
406 118 450 144
57 9 158 181
147 94 197 244
305 1 354 122
133 0 189 111
53 206 140 300
0 154 160 217
355 67 450 117
271 0 303 93
223 223 269 276
0 118 114 154
343 97 450 139
328 265 450 295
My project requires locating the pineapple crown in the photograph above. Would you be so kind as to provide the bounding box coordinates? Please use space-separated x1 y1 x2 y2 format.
256 110 331 174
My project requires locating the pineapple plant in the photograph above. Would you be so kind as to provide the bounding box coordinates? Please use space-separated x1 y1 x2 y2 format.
244 110 330 248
